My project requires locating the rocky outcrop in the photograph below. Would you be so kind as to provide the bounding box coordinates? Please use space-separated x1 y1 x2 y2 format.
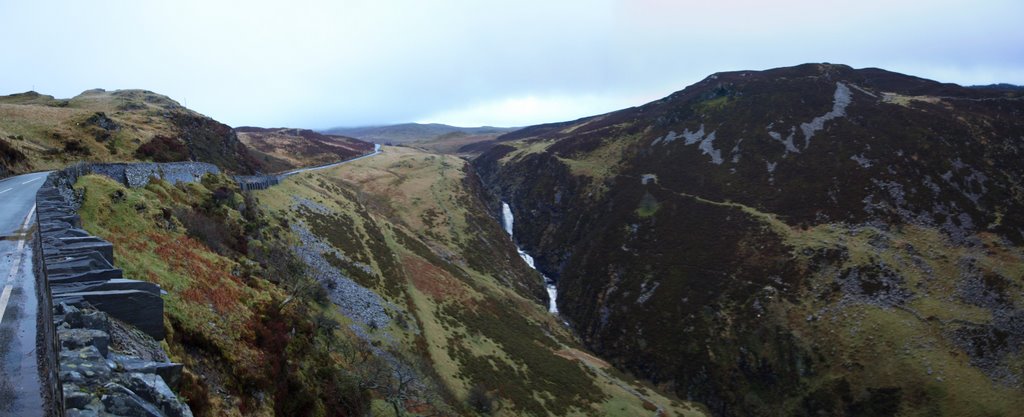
169 111 264 175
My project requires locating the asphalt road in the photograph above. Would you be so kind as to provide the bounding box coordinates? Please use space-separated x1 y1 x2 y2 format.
279 143 382 178
0 171 50 416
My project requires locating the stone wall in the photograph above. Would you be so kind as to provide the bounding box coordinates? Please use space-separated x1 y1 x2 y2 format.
35 164 197 416
32 227 62 417
56 161 221 192
233 174 280 191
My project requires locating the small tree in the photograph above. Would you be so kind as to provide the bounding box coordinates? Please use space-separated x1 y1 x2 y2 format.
467 384 493 415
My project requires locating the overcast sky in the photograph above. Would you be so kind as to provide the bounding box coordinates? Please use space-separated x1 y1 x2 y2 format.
1 0 1022 128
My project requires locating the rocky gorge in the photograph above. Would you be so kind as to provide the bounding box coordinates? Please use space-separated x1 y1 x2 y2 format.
473 63 1024 416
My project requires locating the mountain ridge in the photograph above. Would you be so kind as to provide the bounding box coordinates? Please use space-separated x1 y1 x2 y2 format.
325 122 515 144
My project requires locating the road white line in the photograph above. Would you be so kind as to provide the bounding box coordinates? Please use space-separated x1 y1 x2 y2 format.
21 177 43 185
0 286 11 325
0 188 11 194
0 204 36 326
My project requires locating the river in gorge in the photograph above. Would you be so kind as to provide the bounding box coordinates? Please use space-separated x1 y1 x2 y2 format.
501 202 558 313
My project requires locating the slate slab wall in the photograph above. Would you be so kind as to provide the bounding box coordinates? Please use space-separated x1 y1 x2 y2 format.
233 174 280 191
54 161 221 194
35 182 165 340
32 225 63 417
34 162 205 416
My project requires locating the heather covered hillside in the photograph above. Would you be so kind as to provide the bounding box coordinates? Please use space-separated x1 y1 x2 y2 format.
0 89 263 176
236 127 374 172
475 64 1024 417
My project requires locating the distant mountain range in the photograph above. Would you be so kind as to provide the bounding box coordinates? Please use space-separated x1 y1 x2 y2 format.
324 123 516 144
968 83 1024 92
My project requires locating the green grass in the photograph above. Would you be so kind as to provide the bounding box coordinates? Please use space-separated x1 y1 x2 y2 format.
636 192 660 218
768 219 1024 416
552 133 639 197
692 95 730 113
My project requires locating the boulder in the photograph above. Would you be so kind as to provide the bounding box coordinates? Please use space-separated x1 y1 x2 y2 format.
65 408 101 417
58 328 110 357
120 372 194 417
63 307 111 333
62 383 97 410
59 346 112 384
111 353 184 390
100 382 165 417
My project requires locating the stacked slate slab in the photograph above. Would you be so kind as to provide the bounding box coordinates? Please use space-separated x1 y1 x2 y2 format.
37 160 224 339
36 182 165 340
233 174 280 191
34 163 211 417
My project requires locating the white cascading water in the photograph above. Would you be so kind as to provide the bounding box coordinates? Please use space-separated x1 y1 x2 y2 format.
502 202 558 313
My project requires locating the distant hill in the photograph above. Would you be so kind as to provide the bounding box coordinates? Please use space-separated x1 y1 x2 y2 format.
0 89 263 176
968 83 1024 92
236 126 373 172
324 123 515 146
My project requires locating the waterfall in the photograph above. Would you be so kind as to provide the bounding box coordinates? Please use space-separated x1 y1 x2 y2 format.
501 202 558 314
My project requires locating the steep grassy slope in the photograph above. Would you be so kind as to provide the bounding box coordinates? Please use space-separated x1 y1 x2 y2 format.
236 127 374 172
0 89 263 174
474 64 1024 416
253 146 709 416
76 173 371 416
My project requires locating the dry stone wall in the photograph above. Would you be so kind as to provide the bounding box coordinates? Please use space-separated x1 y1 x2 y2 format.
35 163 200 416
